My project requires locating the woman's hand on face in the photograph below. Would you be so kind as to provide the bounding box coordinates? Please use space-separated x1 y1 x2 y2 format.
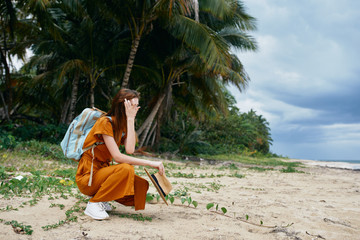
124 98 140 119
151 161 165 175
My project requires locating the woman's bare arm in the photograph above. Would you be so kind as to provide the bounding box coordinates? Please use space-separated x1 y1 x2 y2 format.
124 117 136 154
103 134 164 175
123 98 139 154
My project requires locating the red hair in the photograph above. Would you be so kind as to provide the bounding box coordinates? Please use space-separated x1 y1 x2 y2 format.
106 89 140 144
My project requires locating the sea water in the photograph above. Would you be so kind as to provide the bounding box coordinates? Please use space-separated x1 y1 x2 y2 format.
318 160 360 164
309 159 360 170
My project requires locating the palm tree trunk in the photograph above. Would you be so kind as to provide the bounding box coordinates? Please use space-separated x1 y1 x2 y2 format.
150 126 157 146
89 73 95 107
90 87 95 107
66 71 80 124
144 122 157 146
0 91 10 121
59 99 71 124
0 44 12 119
192 0 199 22
137 93 166 148
154 77 174 145
154 102 165 145
121 34 142 89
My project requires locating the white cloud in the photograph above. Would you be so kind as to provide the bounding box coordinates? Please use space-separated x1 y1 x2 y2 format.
232 88 321 128
230 0 360 160
320 123 360 143
10 49 33 71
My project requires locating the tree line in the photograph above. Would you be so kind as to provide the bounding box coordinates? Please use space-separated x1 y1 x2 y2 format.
0 0 273 156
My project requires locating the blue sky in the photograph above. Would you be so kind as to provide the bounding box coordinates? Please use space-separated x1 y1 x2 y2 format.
231 0 360 160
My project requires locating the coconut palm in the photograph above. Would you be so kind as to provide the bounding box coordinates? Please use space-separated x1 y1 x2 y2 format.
98 0 194 89
24 0 134 123
133 0 257 147
5 0 260 155
0 0 65 121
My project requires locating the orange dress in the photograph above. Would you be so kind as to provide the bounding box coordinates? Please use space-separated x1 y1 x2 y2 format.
75 116 149 210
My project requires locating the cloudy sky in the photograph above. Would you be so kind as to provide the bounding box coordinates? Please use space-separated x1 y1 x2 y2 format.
231 0 360 161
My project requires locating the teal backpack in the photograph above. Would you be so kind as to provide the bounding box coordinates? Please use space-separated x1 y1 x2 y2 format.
60 107 112 186
60 107 111 161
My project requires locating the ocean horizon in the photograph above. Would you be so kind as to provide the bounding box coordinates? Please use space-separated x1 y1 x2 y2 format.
317 159 360 164
301 159 360 170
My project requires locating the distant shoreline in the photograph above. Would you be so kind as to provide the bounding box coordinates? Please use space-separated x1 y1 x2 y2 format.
316 159 360 164
290 158 360 171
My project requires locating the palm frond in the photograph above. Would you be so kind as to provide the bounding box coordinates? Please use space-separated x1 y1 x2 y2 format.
199 0 233 20
168 15 231 73
59 59 90 81
219 27 257 51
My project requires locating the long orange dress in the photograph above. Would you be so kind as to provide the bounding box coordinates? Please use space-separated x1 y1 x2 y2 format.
75 116 149 210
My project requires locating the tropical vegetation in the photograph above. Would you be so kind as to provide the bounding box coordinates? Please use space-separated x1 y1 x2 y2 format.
1 0 275 157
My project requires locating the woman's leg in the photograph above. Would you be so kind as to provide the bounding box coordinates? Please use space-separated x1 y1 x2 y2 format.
115 175 149 210
90 163 135 202
89 163 149 210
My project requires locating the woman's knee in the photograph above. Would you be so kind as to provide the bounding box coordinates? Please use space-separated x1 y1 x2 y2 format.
135 175 149 189
117 163 134 174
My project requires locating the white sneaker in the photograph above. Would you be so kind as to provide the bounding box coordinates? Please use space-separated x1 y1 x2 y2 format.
84 202 109 220
102 202 113 211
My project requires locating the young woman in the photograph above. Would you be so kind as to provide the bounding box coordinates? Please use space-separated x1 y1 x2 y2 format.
75 89 165 220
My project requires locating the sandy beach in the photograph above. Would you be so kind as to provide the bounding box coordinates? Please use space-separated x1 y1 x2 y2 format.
1 158 359 240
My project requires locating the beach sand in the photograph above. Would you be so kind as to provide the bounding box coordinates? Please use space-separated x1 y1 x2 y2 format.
1 158 359 240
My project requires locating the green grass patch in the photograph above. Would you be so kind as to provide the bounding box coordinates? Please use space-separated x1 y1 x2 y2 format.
0 173 76 200
228 172 245 178
249 167 274 172
1 219 33 235
0 143 76 174
218 163 239 170
50 168 77 181
15 140 74 163
0 167 10 180
199 154 301 168
111 212 152 222
280 166 304 173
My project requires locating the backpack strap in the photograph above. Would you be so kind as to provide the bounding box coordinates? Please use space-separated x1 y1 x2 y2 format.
88 145 96 186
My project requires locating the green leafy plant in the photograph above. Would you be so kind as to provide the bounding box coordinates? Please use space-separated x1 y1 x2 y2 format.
171 172 196 178
42 194 88 231
208 181 223 192
218 163 239 170
49 203 65 210
146 193 155 202
180 196 198 208
3 220 33 235
0 133 17 150
51 168 76 180
146 193 160 203
0 205 18 212
206 203 214 210
280 166 304 173
0 167 9 180
249 167 274 172
111 212 152 222
206 202 227 214
228 172 245 178
165 194 175 204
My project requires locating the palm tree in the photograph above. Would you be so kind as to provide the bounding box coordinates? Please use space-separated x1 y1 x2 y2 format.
98 0 194 89
0 0 27 120
25 0 134 123
6 0 259 152
0 0 64 121
134 0 257 148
